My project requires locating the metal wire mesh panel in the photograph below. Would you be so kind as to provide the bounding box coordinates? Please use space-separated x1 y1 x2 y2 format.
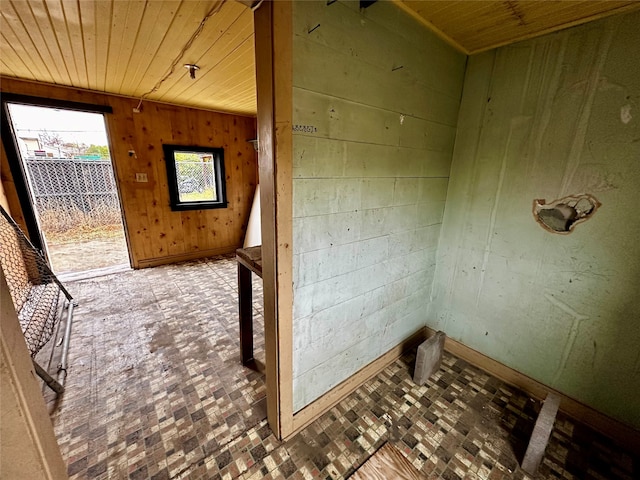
0 206 71 356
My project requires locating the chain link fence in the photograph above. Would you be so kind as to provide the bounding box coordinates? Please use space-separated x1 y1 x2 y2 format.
24 158 122 234
175 161 217 201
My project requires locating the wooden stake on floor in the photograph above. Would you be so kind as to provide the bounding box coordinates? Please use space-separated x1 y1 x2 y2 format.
522 392 561 475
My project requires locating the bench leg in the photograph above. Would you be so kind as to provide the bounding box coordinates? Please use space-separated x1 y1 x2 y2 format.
238 263 254 365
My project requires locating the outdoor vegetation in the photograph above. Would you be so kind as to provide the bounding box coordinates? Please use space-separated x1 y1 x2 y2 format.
9 103 128 273
39 206 124 244
181 188 217 202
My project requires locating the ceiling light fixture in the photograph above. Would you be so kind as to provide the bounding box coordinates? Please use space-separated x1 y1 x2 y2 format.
184 64 200 80
132 1 223 112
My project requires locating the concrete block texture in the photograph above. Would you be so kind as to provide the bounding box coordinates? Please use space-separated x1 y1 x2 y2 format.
522 393 561 475
413 331 446 385
290 0 466 412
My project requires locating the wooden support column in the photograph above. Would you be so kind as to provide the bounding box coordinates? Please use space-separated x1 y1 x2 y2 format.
254 0 294 439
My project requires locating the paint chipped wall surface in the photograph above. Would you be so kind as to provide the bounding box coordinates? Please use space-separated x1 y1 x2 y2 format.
291 0 466 411
430 11 640 428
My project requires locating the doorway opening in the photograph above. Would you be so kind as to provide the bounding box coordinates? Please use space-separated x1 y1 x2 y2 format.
5 103 129 276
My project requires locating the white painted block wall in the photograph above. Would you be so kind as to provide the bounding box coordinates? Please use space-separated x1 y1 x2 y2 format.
291 0 466 411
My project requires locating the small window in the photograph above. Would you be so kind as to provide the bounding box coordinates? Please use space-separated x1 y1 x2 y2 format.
163 144 227 211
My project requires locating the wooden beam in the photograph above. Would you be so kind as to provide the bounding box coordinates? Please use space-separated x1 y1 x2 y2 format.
253 0 294 440
272 0 294 439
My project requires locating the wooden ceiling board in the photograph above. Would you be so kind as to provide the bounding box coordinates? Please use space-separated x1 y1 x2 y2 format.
0 58 17 77
463 2 639 52
399 0 640 53
92 0 112 91
160 8 253 102
77 0 96 91
3 0 638 115
0 40 33 80
0 0 256 116
176 54 255 113
412 1 496 23
119 1 177 91
127 1 231 100
181 54 255 105
3 1 62 83
182 62 255 99
123 1 198 97
0 22 37 81
26 0 78 86
154 1 249 101
56 2 87 85
107 0 148 93
60 0 90 87
457 2 608 34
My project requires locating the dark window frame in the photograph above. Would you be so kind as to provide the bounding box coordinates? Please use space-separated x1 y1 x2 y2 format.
162 144 227 211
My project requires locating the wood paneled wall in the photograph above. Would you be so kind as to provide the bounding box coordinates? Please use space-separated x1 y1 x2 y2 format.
0 77 257 268
290 0 466 412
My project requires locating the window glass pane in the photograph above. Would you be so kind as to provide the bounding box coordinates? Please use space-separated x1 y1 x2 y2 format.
163 144 226 211
173 151 218 203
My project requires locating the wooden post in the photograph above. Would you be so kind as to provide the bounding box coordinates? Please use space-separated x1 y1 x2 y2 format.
254 0 294 439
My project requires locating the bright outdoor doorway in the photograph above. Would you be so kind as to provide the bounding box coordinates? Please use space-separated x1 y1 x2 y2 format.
6 104 129 276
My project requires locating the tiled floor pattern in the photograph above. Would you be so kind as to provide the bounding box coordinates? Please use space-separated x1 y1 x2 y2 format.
166 353 638 480
39 257 638 479
40 255 266 479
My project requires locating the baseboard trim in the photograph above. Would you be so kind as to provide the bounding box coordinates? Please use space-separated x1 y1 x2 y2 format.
427 327 640 455
136 246 238 268
287 325 639 453
289 328 428 438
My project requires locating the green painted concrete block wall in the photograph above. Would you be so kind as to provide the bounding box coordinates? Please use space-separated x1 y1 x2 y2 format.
430 11 640 429
291 0 466 411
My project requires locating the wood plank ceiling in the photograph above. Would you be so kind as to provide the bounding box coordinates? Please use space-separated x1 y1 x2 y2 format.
0 0 256 115
397 0 640 54
1 1 639 115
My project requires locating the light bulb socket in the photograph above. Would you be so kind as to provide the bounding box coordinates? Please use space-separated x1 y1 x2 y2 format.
184 64 200 79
